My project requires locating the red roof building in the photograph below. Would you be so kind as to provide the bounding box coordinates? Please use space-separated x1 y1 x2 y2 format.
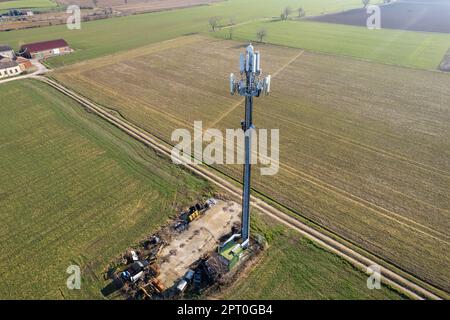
20 39 71 59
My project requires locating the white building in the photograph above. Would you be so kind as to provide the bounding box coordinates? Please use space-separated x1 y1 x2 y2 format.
0 45 15 60
0 58 22 79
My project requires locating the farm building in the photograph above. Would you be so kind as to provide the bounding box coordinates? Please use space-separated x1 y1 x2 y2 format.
15 57 33 71
20 39 71 59
0 45 15 59
0 57 22 79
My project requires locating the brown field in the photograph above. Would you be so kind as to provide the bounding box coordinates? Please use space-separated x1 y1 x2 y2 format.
0 9 96 31
52 36 450 292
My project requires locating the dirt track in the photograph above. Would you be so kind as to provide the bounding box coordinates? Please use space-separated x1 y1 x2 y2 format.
34 75 445 300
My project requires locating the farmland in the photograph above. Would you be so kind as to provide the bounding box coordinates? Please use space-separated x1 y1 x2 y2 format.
0 0 56 11
2 0 449 301
0 0 382 68
52 36 450 293
223 215 404 300
0 79 406 300
0 0 448 70
214 19 450 70
0 79 211 299
55 0 223 14
309 0 450 33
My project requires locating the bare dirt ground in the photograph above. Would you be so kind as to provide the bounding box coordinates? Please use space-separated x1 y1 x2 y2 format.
157 200 240 288
308 0 450 33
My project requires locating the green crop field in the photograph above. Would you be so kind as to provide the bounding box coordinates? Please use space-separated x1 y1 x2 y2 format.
0 0 56 12
52 36 450 293
0 0 385 68
214 19 450 70
224 215 404 300
0 79 211 299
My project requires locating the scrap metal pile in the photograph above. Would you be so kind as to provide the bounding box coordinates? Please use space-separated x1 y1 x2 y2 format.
104 198 220 300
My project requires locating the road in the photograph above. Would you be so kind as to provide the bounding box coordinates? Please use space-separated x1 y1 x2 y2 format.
35 76 445 300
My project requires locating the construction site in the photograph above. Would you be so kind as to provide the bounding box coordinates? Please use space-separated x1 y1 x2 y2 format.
101 197 266 300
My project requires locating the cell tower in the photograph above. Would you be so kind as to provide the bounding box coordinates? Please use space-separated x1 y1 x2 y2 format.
230 44 271 247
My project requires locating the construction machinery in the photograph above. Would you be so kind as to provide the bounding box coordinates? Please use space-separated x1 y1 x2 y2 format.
120 260 149 283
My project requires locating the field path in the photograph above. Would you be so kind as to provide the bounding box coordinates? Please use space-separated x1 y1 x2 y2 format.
221 17 272 30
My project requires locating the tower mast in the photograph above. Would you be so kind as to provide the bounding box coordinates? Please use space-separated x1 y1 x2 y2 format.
230 44 271 246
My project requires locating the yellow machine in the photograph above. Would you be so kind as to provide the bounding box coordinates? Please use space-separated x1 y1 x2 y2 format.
188 210 200 222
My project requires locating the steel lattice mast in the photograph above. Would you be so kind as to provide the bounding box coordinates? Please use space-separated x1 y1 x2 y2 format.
230 44 271 246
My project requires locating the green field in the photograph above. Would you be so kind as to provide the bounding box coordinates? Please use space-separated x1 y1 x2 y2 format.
0 0 393 68
225 215 404 300
0 0 56 12
0 79 211 299
215 20 450 70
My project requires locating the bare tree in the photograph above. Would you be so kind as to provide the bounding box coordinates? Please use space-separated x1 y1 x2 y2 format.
228 17 235 40
284 6 293 20
280 6 293 20
298 7 305 18
208 17 220 32
362 0 370 8
285 6 293 17
256 28 267 43
92 0 99 8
